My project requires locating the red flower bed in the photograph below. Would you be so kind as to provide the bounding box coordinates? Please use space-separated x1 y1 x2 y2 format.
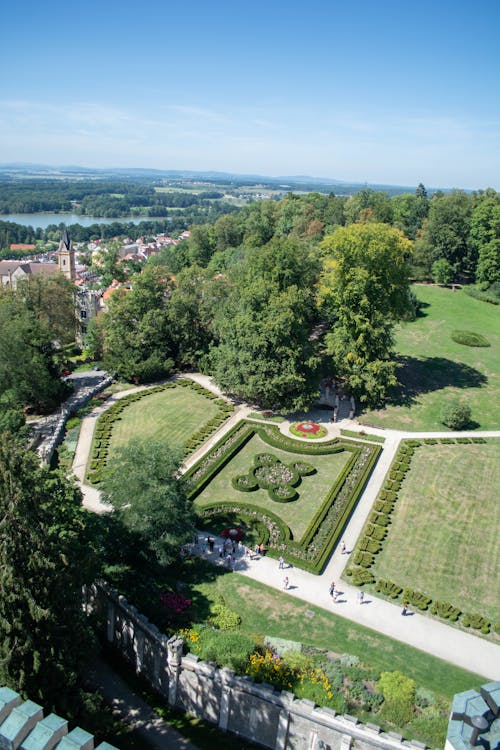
296 422 321 434
160 591 192 614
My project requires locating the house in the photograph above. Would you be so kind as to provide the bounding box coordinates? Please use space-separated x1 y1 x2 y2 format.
0 260 59 289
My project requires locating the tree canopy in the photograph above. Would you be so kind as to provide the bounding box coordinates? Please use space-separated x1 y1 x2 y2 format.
0 436 98 714
101 439 195 566
320 223 412 406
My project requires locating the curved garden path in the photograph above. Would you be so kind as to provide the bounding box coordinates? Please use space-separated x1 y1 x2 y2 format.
72 373 500 680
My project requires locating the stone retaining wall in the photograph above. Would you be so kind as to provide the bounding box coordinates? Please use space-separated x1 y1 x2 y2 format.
31 374 113 465
87 583 427 750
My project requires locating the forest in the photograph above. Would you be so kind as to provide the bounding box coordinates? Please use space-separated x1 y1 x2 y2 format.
88 186 499 411
2 186 498 422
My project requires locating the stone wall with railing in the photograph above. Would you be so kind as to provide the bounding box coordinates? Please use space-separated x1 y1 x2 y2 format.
86 583 428 750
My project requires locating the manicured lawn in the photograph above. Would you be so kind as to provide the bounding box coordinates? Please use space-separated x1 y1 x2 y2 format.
187 567 485 697
107 386 221 460
194 432 351 539
371 441 500 623
361 285 500 430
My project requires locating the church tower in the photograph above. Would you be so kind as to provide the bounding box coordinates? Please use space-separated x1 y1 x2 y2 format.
57 227 76 281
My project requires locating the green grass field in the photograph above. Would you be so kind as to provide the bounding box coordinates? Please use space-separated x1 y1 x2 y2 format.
361 285 500 430
193 432 351 539
186 567 485 697
371 441 500 623
107 386 221 461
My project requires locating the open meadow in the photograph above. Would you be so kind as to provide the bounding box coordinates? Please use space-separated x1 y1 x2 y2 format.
361 285 500 430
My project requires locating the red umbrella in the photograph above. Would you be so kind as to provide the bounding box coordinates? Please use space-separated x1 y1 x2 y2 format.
220 526 244 541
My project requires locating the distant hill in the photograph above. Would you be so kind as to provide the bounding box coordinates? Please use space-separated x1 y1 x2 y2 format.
0 163 425 196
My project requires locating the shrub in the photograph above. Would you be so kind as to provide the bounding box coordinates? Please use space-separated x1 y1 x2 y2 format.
464 285 499 305
430 601 461 621
451 330 490 347
350 568 375 586
375 579 403 599
415 687 436 708
370 512 390 527
358 537 382 554
340 653 360 668
197 630 255 671
440 400 472 429
353 550 375 568
462 613 491 634
402 588 432 611
209 601 242 630
377 671 416 726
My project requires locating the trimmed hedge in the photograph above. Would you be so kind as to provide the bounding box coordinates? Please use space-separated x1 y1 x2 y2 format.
463 285 499 305
451 329 490 347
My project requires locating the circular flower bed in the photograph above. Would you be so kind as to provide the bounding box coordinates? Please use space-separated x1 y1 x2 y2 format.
290 421 328 439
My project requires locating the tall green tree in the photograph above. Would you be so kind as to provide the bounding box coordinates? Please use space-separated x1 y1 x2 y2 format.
344 189 393 225
167 265 225 368
102 267 175 381
209 238 320 411
0 436 98 713
469 195 500 284
320 223 412 406
0 293 67 411
101 439 194 566
421 190 473 275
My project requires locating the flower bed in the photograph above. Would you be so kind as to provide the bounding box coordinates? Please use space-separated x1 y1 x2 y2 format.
290 421 328 439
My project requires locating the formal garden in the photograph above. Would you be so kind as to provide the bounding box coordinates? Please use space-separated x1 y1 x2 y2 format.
346 437 500 638
361 285 500 430
184 421 381 573
85 378 234 484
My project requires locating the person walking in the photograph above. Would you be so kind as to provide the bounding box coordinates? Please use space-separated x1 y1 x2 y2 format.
278 555 285 569
358 590 364 605
283 576 289 590
329 581 335 598
340 540 346 554
401 602 409 616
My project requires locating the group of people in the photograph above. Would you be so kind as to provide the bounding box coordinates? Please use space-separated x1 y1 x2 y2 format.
323 379 356 422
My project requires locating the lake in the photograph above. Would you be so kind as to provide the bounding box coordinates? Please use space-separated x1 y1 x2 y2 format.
0 212 159 229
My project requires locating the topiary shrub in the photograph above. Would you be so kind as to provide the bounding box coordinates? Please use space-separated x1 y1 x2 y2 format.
350 568 375 586
451 330 491 347
375 579 403 599
377 671 416 726
430 601 461 621
402 588 432 611
353 550 375 568
440 401 472 430
462 612 491 634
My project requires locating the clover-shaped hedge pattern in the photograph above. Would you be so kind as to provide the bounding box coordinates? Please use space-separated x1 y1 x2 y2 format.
232 452 315 502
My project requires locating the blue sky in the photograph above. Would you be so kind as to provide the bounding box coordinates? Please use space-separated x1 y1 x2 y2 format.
1 0 499 189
